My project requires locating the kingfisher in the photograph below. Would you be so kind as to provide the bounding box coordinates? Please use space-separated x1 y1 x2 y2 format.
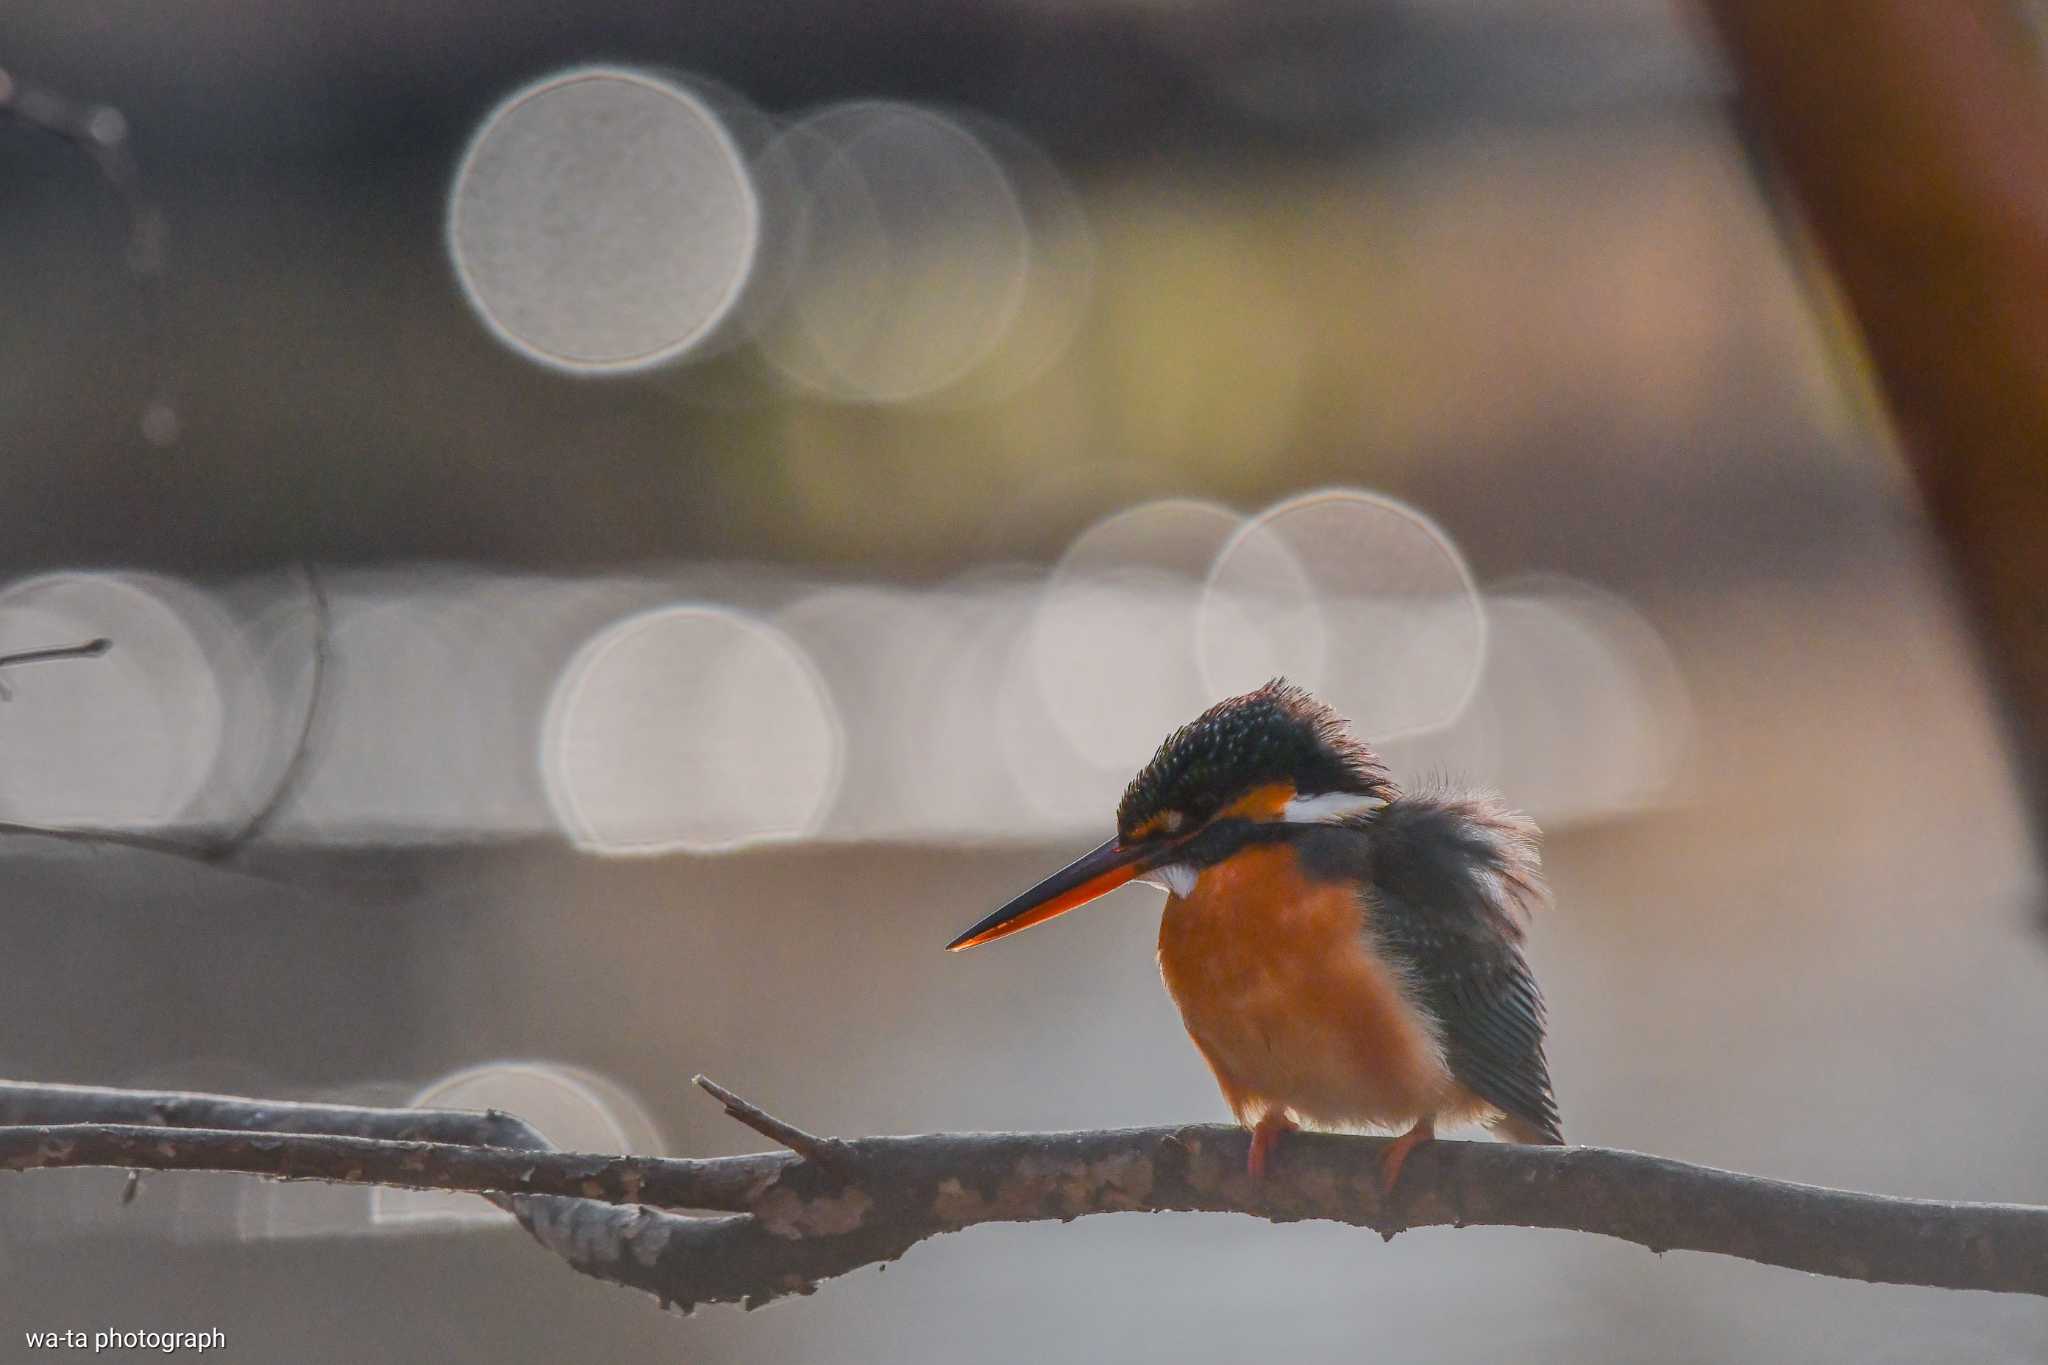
947 680 1562 1192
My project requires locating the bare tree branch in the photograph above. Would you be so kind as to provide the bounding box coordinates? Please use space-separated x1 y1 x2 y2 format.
0 1124 777 1213
2 1078 2045 1312
0 1080 545 1148
0 1079 743 1309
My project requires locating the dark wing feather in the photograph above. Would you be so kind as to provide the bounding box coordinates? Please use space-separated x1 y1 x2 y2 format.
1361 793 1563 1144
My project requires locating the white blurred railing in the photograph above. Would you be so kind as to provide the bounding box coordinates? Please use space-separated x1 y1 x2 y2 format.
0 490 1690 853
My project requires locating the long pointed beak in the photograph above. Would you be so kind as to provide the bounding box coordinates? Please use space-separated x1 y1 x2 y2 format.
946 835 1152 951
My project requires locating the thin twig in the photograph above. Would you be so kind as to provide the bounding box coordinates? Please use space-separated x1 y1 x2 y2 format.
0 638 111 670
0 636 109 701
0 637 186 843
694 1075 855 1174
203 564 330 859
0 565 325 873
0 819 306 890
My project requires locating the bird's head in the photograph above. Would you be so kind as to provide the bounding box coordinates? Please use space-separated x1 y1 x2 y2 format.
946 680 1393 950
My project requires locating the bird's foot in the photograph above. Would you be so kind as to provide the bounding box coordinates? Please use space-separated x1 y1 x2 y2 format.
1247 1111 1296 1180
1378 1115 1435 1197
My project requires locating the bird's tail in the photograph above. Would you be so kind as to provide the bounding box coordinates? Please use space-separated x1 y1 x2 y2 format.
1493 1114 1564 1146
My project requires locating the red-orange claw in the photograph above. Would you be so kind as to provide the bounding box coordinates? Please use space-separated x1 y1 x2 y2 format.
1246 1111 1296 1181
1378 1115 1435 1197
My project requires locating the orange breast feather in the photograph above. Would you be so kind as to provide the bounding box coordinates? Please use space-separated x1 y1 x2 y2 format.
1157 843 1452 1129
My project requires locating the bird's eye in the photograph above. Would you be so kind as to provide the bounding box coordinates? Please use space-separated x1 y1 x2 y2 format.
1161 811 1185 834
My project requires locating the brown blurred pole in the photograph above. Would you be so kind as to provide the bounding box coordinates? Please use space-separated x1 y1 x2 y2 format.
1699 2 2048 846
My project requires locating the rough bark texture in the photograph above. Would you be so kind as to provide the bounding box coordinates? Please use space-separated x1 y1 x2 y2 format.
0 1124 778 1212
1701 1 2048 840
3 1081 2046 1312
0 1081 546 1148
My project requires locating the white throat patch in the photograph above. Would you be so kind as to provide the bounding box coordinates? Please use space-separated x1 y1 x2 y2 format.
1136 863 1197 898
1279 791 1386 825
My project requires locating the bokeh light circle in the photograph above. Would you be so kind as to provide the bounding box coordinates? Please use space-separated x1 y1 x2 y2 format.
754 101 1031 401
279 576 577 839
1200 489 1486 740
541 605 843 854
372 1061 663 1228
773 585 951 841
1030 499 1244 782
913 580 1043 838
448 66 759 373
1478 577 1694 819
0 571 226 827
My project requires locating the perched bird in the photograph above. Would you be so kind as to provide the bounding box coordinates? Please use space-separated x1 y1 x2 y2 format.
947 680 1562 1192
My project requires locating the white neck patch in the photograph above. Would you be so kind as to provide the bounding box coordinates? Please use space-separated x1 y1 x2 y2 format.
1280 791 1386 825
1135 863 1197 898
1135 794 1381 900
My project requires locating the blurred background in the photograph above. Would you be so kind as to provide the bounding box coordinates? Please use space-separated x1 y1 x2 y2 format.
3 1 2045 1361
